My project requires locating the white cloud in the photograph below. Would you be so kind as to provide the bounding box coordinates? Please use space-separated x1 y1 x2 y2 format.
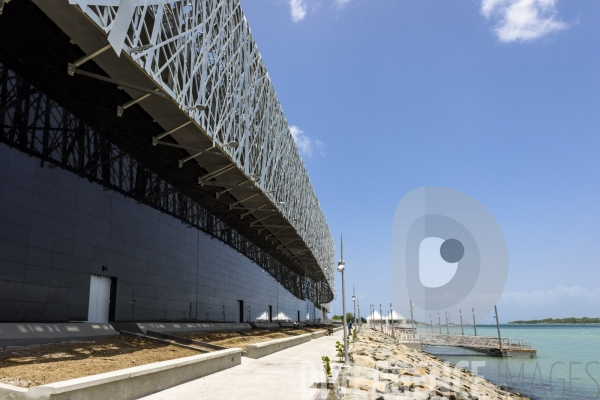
315 139 326 156
290 125 325 158
335 0 351 9
290 125 311 155
289 0 307 22
481 0 567 43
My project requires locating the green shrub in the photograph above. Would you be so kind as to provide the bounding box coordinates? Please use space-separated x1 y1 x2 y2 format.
321 356 332 384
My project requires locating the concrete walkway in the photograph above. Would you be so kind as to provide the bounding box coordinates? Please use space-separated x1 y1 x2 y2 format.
141 330 345 400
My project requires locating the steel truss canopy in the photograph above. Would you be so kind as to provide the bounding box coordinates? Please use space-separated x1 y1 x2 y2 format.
24 0 334 301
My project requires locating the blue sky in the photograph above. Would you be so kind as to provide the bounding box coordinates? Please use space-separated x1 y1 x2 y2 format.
238 0 600 323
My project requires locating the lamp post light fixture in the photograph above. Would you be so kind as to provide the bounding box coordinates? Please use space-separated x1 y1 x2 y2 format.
223 140 238 149
337 234 349 367
185 104 207 112
130 44 153 54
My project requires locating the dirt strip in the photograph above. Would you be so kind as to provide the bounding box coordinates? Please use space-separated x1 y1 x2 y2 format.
181 328 323 352
0 327 326 388
0 335 198 388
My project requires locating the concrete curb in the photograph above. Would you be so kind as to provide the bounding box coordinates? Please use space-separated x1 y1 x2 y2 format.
111 322 252 335
0 348 241 400
249 322 281 330
311 330 326 339
0 383 27 400
244 328 344 359
398 341 423 351
246 333 313 359
0 323 117 347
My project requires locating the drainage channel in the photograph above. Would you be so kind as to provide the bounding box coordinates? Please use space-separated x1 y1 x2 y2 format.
146 331 229 352
119 330 227 354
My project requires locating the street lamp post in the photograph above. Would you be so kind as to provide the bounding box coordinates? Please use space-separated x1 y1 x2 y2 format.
460 310 464 336
438 312 442 334
357 303 361 332
472 308 477 336
390 303 395 339
409 300 415 331
379 304 383 332
352 285 356 325
494 305 503 353
445 311 449 335
337 234 349 367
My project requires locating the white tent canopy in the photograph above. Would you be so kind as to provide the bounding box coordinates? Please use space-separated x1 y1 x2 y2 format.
366 310 383 321
384 310 406 321
255 311 269 322
366 310 406 321
255 311 292 322
273 312 291 322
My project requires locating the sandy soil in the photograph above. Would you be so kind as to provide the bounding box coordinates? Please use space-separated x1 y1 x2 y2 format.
182 328 323 352
0 327 327 388
0 335 199 388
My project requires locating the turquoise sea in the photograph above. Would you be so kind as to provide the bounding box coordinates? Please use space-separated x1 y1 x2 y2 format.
418 325 600 400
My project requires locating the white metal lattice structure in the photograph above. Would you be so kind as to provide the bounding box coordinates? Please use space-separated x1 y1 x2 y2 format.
67 0 335 293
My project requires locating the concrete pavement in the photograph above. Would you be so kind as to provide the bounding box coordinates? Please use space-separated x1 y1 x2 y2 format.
141 330 346 400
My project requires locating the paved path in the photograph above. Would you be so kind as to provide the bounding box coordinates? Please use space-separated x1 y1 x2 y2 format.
141 330 345 400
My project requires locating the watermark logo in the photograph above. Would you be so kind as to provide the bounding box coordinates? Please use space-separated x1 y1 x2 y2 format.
392 187 508 323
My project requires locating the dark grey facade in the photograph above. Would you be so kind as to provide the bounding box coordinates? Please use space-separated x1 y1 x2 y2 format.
0 143 323 323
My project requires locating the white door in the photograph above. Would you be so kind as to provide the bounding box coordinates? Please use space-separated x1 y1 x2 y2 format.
87 275 111 323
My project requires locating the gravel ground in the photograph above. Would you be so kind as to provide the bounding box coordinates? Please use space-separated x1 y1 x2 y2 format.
0 335 199 388
182 328 322 352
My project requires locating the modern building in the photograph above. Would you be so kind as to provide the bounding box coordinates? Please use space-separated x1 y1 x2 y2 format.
0 0 334 324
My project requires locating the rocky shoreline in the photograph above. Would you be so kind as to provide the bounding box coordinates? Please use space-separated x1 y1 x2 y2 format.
336 329 528 400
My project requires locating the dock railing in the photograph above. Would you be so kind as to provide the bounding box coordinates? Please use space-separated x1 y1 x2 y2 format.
379 324 419 342
416 331 533 351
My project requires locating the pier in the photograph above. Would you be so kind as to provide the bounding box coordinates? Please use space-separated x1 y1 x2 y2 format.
418 331 537 357
374 325 537 358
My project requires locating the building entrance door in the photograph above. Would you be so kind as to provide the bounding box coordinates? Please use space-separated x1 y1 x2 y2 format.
87 275 112 323
238 300 244 323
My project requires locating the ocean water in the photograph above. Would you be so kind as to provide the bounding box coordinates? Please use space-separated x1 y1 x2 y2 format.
417 324 600 400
